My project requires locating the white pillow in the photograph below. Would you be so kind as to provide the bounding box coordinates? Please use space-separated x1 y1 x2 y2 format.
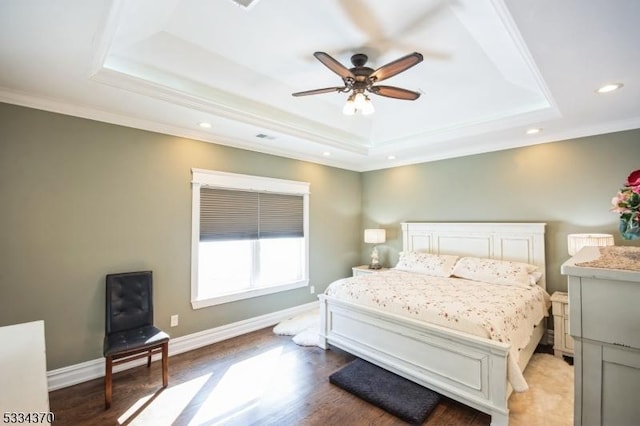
452 257 538 287
529 271 544 286
394 252 459 277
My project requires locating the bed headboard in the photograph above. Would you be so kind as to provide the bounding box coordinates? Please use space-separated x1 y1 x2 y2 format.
401 222 547 290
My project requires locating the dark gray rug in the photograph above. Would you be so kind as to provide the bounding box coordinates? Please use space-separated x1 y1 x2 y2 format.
329 358 441 425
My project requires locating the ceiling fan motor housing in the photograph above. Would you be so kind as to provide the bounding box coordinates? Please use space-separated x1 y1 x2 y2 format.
350 53 368 67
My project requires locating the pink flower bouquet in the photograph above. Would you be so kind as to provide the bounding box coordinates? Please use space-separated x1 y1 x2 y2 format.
612 169 640 240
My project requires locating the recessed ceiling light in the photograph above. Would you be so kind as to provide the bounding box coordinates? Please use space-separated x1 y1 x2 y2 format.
199 122 212 129
526 128 542 135
322 151 331 157
596 83 623 94
387 155 396 160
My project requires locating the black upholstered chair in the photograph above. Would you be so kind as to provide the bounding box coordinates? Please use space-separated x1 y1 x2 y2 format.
103 271 169 409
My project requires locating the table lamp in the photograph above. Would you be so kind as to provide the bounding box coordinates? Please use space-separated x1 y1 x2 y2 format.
364 229 386 269
567 233 614 256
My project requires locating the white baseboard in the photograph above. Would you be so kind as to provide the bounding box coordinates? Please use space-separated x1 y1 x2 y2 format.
47 301 318 391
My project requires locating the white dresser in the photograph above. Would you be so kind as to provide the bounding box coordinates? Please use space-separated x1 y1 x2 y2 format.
561 246 640 426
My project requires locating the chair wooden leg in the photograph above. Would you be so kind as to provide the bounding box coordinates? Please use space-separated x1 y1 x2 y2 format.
147 350 151 368
162 342 168 388
105 356 113 410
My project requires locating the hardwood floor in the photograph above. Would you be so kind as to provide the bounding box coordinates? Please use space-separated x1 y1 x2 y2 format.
49 327 491 425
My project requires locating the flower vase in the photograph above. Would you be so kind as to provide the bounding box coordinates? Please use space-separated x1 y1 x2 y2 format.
619 217 640 240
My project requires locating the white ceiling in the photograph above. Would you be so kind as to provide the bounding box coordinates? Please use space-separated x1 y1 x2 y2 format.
1 0 638 171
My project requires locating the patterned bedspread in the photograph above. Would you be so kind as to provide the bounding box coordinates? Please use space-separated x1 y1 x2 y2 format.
325 269 551 391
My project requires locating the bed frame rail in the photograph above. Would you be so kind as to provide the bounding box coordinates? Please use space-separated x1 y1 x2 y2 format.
320 295 510 425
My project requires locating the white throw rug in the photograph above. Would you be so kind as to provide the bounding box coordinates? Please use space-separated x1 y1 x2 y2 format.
274 310 574 425
272 308 320 346
509 353 574 426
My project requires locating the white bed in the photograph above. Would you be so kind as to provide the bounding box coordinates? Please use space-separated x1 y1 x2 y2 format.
319 222 548 426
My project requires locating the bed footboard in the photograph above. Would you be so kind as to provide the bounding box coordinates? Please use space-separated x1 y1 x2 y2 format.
320 295 511 426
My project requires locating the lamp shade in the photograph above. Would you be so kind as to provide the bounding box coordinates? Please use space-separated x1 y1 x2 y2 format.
567 233 614 256
364 229 386 244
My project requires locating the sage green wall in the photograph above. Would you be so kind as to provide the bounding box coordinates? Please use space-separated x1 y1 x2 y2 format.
1 100 638 371
0 103 362 370
361 129 640 295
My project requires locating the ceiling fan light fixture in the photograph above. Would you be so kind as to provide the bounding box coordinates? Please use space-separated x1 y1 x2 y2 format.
353 92 367 109
361 97 375 115
342 96 356 115
343 92 374 115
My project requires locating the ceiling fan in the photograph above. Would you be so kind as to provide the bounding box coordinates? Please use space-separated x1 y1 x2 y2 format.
292 51 423 115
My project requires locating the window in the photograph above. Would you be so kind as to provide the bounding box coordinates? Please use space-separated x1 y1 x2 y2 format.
191 169 309 308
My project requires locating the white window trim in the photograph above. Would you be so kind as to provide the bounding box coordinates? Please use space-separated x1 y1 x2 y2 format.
191 169 310 309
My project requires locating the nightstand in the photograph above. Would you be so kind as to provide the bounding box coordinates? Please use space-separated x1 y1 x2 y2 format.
550 291 573 358
352 265 389 277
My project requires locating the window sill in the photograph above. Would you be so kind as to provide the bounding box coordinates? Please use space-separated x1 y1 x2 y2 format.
191 279 309 309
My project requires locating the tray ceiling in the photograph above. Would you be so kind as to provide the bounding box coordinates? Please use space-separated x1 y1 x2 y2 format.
1 0 638 171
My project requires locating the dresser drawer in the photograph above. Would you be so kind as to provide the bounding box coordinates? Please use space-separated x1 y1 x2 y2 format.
577 277 640 349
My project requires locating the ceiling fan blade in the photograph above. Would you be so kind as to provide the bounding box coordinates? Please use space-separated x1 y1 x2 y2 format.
292 86 346 97
369 85 421 100
369 52 424 83
394 2 450 43
313 52 355 80
336 0 385 44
